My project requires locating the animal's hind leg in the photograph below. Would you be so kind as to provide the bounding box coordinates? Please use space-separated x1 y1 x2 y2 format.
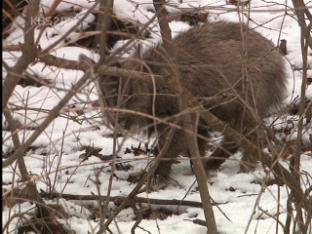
204 112 265 172
205 133 239 170
239 127 265 172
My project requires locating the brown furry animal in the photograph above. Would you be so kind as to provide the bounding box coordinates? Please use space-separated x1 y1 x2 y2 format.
99 21 286 179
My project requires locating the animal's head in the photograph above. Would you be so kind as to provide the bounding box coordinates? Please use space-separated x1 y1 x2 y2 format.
98 60 153 132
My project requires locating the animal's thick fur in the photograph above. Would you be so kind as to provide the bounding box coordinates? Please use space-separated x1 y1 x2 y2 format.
99 21 286 178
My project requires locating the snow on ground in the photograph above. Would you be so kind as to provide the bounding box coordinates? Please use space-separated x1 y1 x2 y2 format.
2 0 312 233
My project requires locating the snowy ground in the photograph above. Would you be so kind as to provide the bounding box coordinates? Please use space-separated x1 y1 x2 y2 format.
2 0 312 233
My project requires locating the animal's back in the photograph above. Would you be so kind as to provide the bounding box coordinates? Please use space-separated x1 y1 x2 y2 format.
144 21 286 121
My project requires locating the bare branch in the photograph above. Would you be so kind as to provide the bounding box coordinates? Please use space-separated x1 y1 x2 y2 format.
40 191 222 208
2 0 40 110
153 1 218 233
